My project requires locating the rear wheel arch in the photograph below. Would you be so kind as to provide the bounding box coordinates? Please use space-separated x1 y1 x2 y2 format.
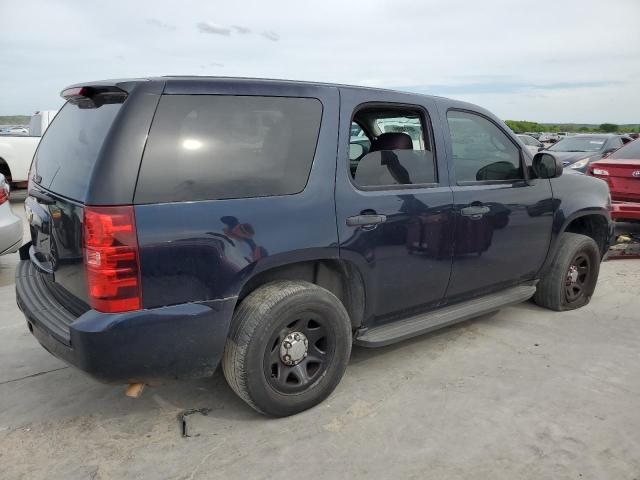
236 259 366 329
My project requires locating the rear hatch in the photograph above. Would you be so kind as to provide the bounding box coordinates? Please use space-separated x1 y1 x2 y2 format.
26 86 129 310
589 158 640 202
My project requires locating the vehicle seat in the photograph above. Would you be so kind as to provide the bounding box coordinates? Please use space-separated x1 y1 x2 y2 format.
370 132 413 152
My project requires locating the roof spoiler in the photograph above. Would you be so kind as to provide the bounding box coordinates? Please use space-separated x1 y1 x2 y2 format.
60 85 128 109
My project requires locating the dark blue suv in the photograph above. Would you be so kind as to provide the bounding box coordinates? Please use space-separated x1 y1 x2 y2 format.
16 77 613 416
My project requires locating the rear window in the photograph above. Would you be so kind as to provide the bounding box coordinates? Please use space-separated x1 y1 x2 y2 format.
33 101 122 201
610 140 640 159
134 95 322 203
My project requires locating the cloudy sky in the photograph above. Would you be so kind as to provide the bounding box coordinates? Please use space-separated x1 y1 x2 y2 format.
1 0 639 123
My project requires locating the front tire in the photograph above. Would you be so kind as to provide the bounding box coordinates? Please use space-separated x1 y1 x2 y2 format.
222 281 352 417
533 232 601 311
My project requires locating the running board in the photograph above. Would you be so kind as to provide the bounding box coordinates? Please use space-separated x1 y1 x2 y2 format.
354 285 537 348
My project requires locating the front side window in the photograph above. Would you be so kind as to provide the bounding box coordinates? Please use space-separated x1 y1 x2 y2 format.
447 110 523 183
350 106 437 188
135 95 322 203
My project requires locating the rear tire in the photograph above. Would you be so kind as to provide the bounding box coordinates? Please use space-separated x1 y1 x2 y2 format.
222 281 352 417
533 232 600 311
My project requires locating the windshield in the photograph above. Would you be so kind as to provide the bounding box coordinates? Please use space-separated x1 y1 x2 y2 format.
549 137 606 153
609 140 640 159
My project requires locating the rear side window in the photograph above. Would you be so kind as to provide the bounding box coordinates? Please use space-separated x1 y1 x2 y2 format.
610 139 640 159
135 95 322 203
33 101 122 201
447 110 523 183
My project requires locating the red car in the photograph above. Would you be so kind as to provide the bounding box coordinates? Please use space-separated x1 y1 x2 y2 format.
588 139 640 220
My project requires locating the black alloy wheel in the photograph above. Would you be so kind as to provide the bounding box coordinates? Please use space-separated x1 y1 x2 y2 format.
564 253 591 303
264 314 334 394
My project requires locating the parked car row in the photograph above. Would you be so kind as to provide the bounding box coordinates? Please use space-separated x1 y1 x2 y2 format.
0 126 29 135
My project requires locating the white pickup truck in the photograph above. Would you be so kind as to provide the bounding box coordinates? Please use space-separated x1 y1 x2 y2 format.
0 111 57 185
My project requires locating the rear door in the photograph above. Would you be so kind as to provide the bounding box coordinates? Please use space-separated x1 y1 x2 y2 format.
440 104 554 300
335 88 454 322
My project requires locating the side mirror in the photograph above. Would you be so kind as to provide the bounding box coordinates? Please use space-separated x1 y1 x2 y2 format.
537 146 545 152
349 143 364 161
532 152 563 179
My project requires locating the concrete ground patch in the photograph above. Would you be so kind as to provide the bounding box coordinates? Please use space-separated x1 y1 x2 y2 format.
1 193 639 479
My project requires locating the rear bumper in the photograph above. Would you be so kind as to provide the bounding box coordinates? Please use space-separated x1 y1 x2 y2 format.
610 201 640 221
15 259 236 384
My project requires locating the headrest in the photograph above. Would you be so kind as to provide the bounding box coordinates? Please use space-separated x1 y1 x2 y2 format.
371 132 413 151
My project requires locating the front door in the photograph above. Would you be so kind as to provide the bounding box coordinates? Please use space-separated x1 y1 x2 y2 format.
335 89 454 322
442 108 554 300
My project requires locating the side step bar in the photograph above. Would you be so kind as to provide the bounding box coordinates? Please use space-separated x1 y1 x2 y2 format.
354 285 537 347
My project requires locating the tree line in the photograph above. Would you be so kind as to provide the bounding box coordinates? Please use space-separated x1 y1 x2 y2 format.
505 120 639 134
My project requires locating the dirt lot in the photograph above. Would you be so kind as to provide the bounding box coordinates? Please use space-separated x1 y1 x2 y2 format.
1 192 639 480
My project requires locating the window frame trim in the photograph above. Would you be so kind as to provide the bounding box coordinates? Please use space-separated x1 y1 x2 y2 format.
446 108 530 187
347 101 440 192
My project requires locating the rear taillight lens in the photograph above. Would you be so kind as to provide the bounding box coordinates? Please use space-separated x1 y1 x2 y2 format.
61 85 127 109
83 206 142 313
0 180 8 205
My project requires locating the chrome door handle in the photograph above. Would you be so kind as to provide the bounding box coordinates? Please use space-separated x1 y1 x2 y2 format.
460 205 490 219
346 214 387 227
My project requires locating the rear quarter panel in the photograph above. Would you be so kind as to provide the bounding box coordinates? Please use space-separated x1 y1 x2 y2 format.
135 83 340 309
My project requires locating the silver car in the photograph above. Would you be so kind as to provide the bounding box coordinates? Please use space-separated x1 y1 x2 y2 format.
0 174 22 255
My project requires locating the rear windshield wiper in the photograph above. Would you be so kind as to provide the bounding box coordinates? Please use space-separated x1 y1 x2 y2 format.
28 188 56 205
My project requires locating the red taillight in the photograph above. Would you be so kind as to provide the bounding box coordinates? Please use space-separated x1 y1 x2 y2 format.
0 185 8 205
61 87 87 100
83 206 142 313
60 85 127 108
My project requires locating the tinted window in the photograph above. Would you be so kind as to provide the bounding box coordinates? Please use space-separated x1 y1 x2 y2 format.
351 107 436 188
135 95 322 203
33 101 122 201
610 139 640 159
447 111 523 182
607 137 623 150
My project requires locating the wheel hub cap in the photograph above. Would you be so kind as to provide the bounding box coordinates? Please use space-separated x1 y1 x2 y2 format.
280 332 308 366
566 265 579 285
